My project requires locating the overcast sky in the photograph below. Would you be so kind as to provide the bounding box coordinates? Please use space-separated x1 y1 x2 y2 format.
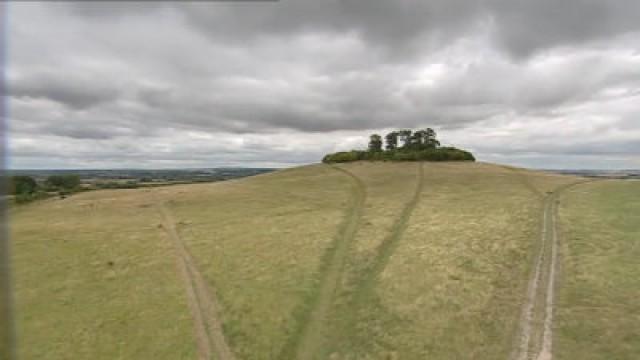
4 1 640 169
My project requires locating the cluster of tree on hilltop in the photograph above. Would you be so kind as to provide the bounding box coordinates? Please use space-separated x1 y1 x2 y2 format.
323 128 475 163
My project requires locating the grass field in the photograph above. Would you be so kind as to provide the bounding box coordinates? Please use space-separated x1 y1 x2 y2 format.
11 189 196 359
556 180 640 360
10 162 637 359
323 162 577 359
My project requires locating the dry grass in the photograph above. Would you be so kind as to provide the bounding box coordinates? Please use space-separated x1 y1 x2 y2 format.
11 189 196 359
160 165 352 359
324 162 576 359
556 180 640 360
12 161 596 359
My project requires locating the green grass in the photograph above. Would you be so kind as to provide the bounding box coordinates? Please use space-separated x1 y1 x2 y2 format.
17 162 636 359
322 162 578 359
11 189 196 359
556 180 640 360
164 165 352 359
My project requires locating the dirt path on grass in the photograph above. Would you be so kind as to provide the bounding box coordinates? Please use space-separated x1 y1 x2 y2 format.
157 203 235 360
513 194 553 360
512 181 587 360
535 198 558 360
292 165 366 360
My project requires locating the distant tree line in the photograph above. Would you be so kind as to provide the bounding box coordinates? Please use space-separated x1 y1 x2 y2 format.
323 128 475 163
8 174 81 203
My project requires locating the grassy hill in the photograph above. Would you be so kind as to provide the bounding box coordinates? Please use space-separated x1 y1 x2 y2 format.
10 162 638 359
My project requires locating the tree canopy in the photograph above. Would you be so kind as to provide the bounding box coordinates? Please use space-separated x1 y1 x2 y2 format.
45 175 81 190
323 128 475 163
9 176 38 195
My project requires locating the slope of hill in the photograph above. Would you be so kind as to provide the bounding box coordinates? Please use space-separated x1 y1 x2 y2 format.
556 181 640 360
10 162 637 359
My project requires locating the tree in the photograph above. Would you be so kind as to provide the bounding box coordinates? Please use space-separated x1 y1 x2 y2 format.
398 129 413 148
368 134 383 152
424 128 440 148
385 131 399 150
9 176 37 195
322 127 475 163
46 175 80 190
411 130 427 149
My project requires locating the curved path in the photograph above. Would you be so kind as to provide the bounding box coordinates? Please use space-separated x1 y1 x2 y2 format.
292 164 367 360
332 162 425 351
157 203 235 360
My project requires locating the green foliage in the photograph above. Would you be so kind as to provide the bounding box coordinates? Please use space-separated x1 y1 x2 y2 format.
323 148 475 164
322 151 366 163
323 148 475 163
368 134 383 152
323 128 474 163
10 176 38 195
95 181 140 189
14 191 51 204
45 175 81 190
8 175 54 204
384 132 399 151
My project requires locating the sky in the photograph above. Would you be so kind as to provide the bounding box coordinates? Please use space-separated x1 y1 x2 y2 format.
3 1 640 169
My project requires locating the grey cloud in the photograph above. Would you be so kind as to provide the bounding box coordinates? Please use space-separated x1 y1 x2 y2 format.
7 1 640 169
175 1 640 60
9 71 121 109
178 1 482 57
59 1 640 60
492 0 640 58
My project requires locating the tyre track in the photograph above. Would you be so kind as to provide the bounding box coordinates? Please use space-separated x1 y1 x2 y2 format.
360 162 424 290
535 197 558 360
291 164 366 360
157 202 235 360
334 162 425 354
513 194 552 360
534 182 588 360
512 180 589 360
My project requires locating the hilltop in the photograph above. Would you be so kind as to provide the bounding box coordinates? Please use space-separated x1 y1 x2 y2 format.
323 128 475 163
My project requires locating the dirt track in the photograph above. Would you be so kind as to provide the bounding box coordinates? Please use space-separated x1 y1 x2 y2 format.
157 202 235 360
513 182 585 360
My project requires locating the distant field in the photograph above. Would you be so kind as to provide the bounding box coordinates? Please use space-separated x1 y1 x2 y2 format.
10 162 637 359
556 180 640 359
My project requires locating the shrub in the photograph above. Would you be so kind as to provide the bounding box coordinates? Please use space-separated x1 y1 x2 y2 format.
322 151 367 163
14 191 51 204
9 176 38 195
46 175 81 190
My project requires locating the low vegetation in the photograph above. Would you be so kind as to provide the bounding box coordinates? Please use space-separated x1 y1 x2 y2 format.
11 189 196 359
322 162 574 359
8 174 80 203
556 180 640 359
10 162 637 359
323 128 475 163
6 169 275 204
